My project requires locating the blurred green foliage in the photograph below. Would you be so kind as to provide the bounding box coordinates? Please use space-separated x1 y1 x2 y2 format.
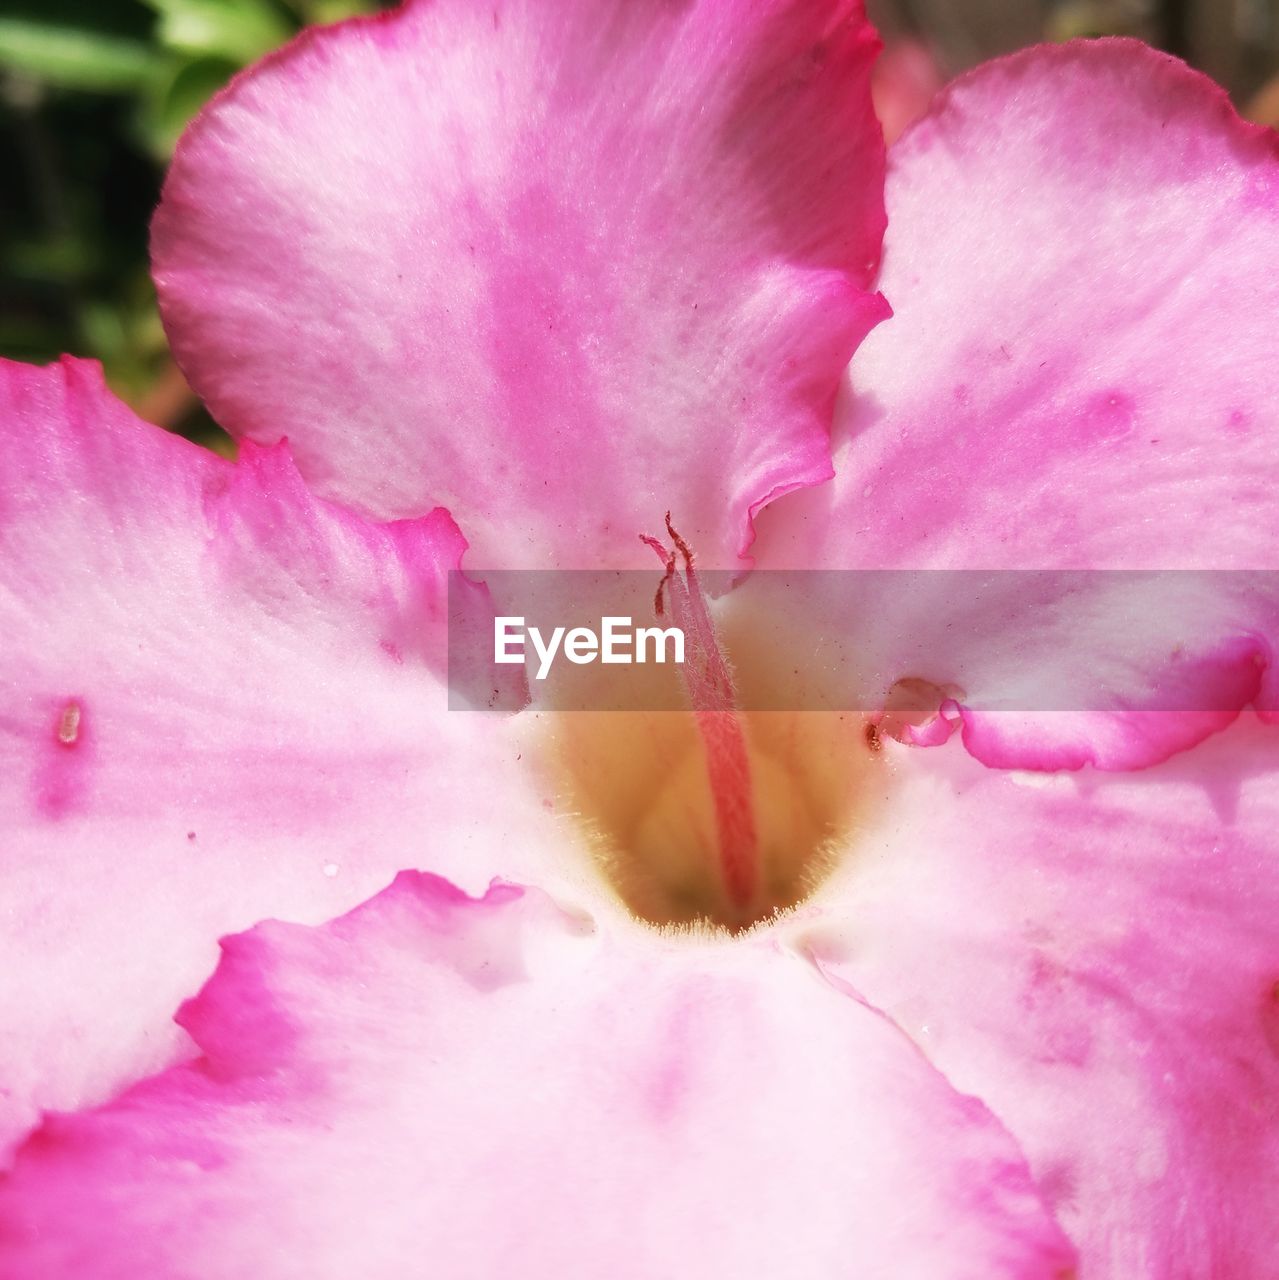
1 0 381 445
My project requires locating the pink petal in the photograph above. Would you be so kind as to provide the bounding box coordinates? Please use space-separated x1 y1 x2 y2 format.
0 872 1076 1278
751 40 1279 768
800 719 1279 1278
0 358 587 1159
152 0 889 571
872 37 945 145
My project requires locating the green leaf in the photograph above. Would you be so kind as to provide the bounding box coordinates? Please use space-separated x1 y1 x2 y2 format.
0 18 156 91
281 0 379 24
138 52 239 155
142 0 291 63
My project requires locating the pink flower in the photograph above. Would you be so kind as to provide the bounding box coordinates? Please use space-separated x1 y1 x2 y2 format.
872 36 946 145
1 1 1278 1275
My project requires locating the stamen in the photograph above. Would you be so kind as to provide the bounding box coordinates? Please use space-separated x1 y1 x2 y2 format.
642 517 758 912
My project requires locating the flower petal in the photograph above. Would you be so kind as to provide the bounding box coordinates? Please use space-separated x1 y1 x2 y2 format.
799 719 1279 1278
0 358 590 1158
872 37 945 145
152 0 889 570
0 871 1076 1278
751 40 1279 767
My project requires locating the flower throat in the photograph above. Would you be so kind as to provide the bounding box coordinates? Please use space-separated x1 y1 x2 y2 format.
541 521 878 932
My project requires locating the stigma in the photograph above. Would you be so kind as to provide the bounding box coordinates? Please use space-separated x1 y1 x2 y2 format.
643 516 758 914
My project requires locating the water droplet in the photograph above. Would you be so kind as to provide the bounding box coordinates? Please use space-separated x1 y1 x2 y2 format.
323 862 340 878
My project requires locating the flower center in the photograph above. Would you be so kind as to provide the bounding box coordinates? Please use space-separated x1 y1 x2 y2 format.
537 521 879 931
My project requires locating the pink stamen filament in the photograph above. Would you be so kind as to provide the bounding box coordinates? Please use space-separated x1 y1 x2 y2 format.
642 516 758 912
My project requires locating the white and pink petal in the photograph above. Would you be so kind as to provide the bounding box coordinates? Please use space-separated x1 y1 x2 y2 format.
0 871 1076 1279
0 358 596 1160
796 719 1279 1278
153 0 889 570
751 40 1279 768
